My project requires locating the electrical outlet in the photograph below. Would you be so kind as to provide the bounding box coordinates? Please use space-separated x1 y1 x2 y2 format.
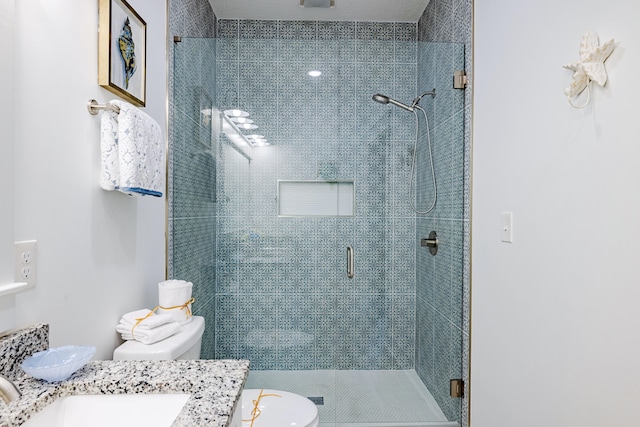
15 240 37 288
22 251 33 264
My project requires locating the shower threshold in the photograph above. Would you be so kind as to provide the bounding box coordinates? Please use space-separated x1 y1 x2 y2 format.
244 369 460 427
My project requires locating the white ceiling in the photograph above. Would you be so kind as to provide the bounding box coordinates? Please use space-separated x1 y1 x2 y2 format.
209 0 431 23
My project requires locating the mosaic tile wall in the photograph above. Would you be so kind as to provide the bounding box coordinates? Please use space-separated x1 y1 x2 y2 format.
418 0 473 424
214 20 420 371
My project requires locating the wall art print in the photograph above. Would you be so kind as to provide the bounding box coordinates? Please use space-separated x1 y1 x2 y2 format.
98 0 146 106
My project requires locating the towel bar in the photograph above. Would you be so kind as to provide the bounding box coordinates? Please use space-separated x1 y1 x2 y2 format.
87 99 120 115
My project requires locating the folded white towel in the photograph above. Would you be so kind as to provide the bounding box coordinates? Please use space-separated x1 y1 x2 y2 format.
119 309 174 330
157 280 193 325
117 321 180 345
100 100 165 197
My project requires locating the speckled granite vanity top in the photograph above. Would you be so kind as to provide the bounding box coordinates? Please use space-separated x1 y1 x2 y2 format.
0 324 249 427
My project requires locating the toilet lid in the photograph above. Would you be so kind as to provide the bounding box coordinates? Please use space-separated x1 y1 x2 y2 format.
242 389 319 427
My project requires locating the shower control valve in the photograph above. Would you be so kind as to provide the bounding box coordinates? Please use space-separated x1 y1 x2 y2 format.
420 231 438 256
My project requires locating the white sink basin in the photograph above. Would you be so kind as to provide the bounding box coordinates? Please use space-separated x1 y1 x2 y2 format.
22 393 190 427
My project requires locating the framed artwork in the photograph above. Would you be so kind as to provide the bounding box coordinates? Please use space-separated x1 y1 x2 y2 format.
98 0 146 106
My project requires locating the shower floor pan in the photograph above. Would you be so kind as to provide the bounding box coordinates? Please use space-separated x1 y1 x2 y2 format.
244 369 459 427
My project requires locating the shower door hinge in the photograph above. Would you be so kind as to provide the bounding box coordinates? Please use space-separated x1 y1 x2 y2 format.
450 379 464 398
453 70 468 89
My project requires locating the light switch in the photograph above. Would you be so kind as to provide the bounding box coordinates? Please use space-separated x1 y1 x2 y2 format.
501 212 513 243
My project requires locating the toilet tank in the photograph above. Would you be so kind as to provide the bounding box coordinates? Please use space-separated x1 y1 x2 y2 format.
113 316 205 361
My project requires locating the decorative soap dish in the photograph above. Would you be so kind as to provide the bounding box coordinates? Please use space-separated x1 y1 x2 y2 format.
21 345 96 382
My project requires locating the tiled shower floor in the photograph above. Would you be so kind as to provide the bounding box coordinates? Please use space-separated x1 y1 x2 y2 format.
244 369 459 427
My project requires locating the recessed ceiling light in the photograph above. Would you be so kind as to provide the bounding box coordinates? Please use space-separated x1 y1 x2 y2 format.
308 70 322 77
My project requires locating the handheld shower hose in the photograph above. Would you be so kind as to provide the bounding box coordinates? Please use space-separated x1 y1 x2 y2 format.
372 91 437 214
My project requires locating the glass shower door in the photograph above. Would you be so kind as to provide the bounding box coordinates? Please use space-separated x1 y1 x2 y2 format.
413 40 467 425
170 32 467 426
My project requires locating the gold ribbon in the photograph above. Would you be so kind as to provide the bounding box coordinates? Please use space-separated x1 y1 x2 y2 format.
159 297 196 317
130 297 195 338
242 388 281 427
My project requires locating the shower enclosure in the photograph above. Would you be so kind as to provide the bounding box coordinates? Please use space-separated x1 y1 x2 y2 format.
169 20 466 427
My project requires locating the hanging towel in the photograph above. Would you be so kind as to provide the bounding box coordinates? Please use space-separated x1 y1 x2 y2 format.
157 280 194 325
117 321 180 345
99 107 120 191
99 100 165 197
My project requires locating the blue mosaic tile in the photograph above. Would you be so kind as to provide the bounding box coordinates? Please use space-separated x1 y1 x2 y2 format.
463 106 472 220
392 109 417 143
319 39 355 64
278 39 317 62
396 39 418 64
217 19 238 38
239 20 277 39
239 38 278 62
356 22 395 41
432 219 452 316
394 63 418 102
356 40 394 63
451 118 466 221
318 21 355 40
395 22 417 42
279 20 317 39
198 298 216 359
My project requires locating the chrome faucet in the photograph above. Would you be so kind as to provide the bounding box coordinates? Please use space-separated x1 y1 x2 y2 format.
0 374 21 403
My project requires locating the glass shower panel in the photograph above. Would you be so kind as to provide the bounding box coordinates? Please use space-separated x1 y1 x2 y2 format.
415 40 466 423
170 37 218 356
170 31 466 426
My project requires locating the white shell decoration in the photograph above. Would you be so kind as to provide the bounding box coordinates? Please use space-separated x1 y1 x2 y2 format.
563 31 615 108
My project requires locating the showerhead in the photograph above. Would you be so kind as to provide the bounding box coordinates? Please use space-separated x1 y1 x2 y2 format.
372 93 414 112
372 89 437 112
372 94 390 104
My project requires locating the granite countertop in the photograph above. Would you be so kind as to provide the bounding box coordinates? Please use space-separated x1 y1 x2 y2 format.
0 359 250 427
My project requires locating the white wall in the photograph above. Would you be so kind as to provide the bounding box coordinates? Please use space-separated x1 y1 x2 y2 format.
472 1 640 426
0 0 15 287
12 0 167 359
0 0 17 332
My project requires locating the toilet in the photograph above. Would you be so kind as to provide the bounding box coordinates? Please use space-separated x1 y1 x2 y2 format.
113 316 205 360
241 388 319 427
113 316 318 426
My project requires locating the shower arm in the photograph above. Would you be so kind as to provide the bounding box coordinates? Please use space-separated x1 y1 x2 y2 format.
411 88 437 108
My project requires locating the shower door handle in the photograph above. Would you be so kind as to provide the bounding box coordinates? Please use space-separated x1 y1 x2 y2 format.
347 246 354 279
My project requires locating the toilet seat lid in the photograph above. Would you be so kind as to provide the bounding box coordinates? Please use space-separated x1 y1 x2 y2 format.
242 389 319 427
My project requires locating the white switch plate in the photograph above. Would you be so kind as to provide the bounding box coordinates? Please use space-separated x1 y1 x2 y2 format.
14 240 37 288
501 212 513 243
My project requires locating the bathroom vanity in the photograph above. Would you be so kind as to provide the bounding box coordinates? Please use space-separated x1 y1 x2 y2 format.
0 324 249 427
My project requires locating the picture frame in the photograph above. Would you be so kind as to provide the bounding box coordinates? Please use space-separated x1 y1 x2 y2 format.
98 0 146 106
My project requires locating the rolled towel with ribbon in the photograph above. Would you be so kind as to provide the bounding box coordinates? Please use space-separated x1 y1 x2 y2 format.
157 280 194 325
